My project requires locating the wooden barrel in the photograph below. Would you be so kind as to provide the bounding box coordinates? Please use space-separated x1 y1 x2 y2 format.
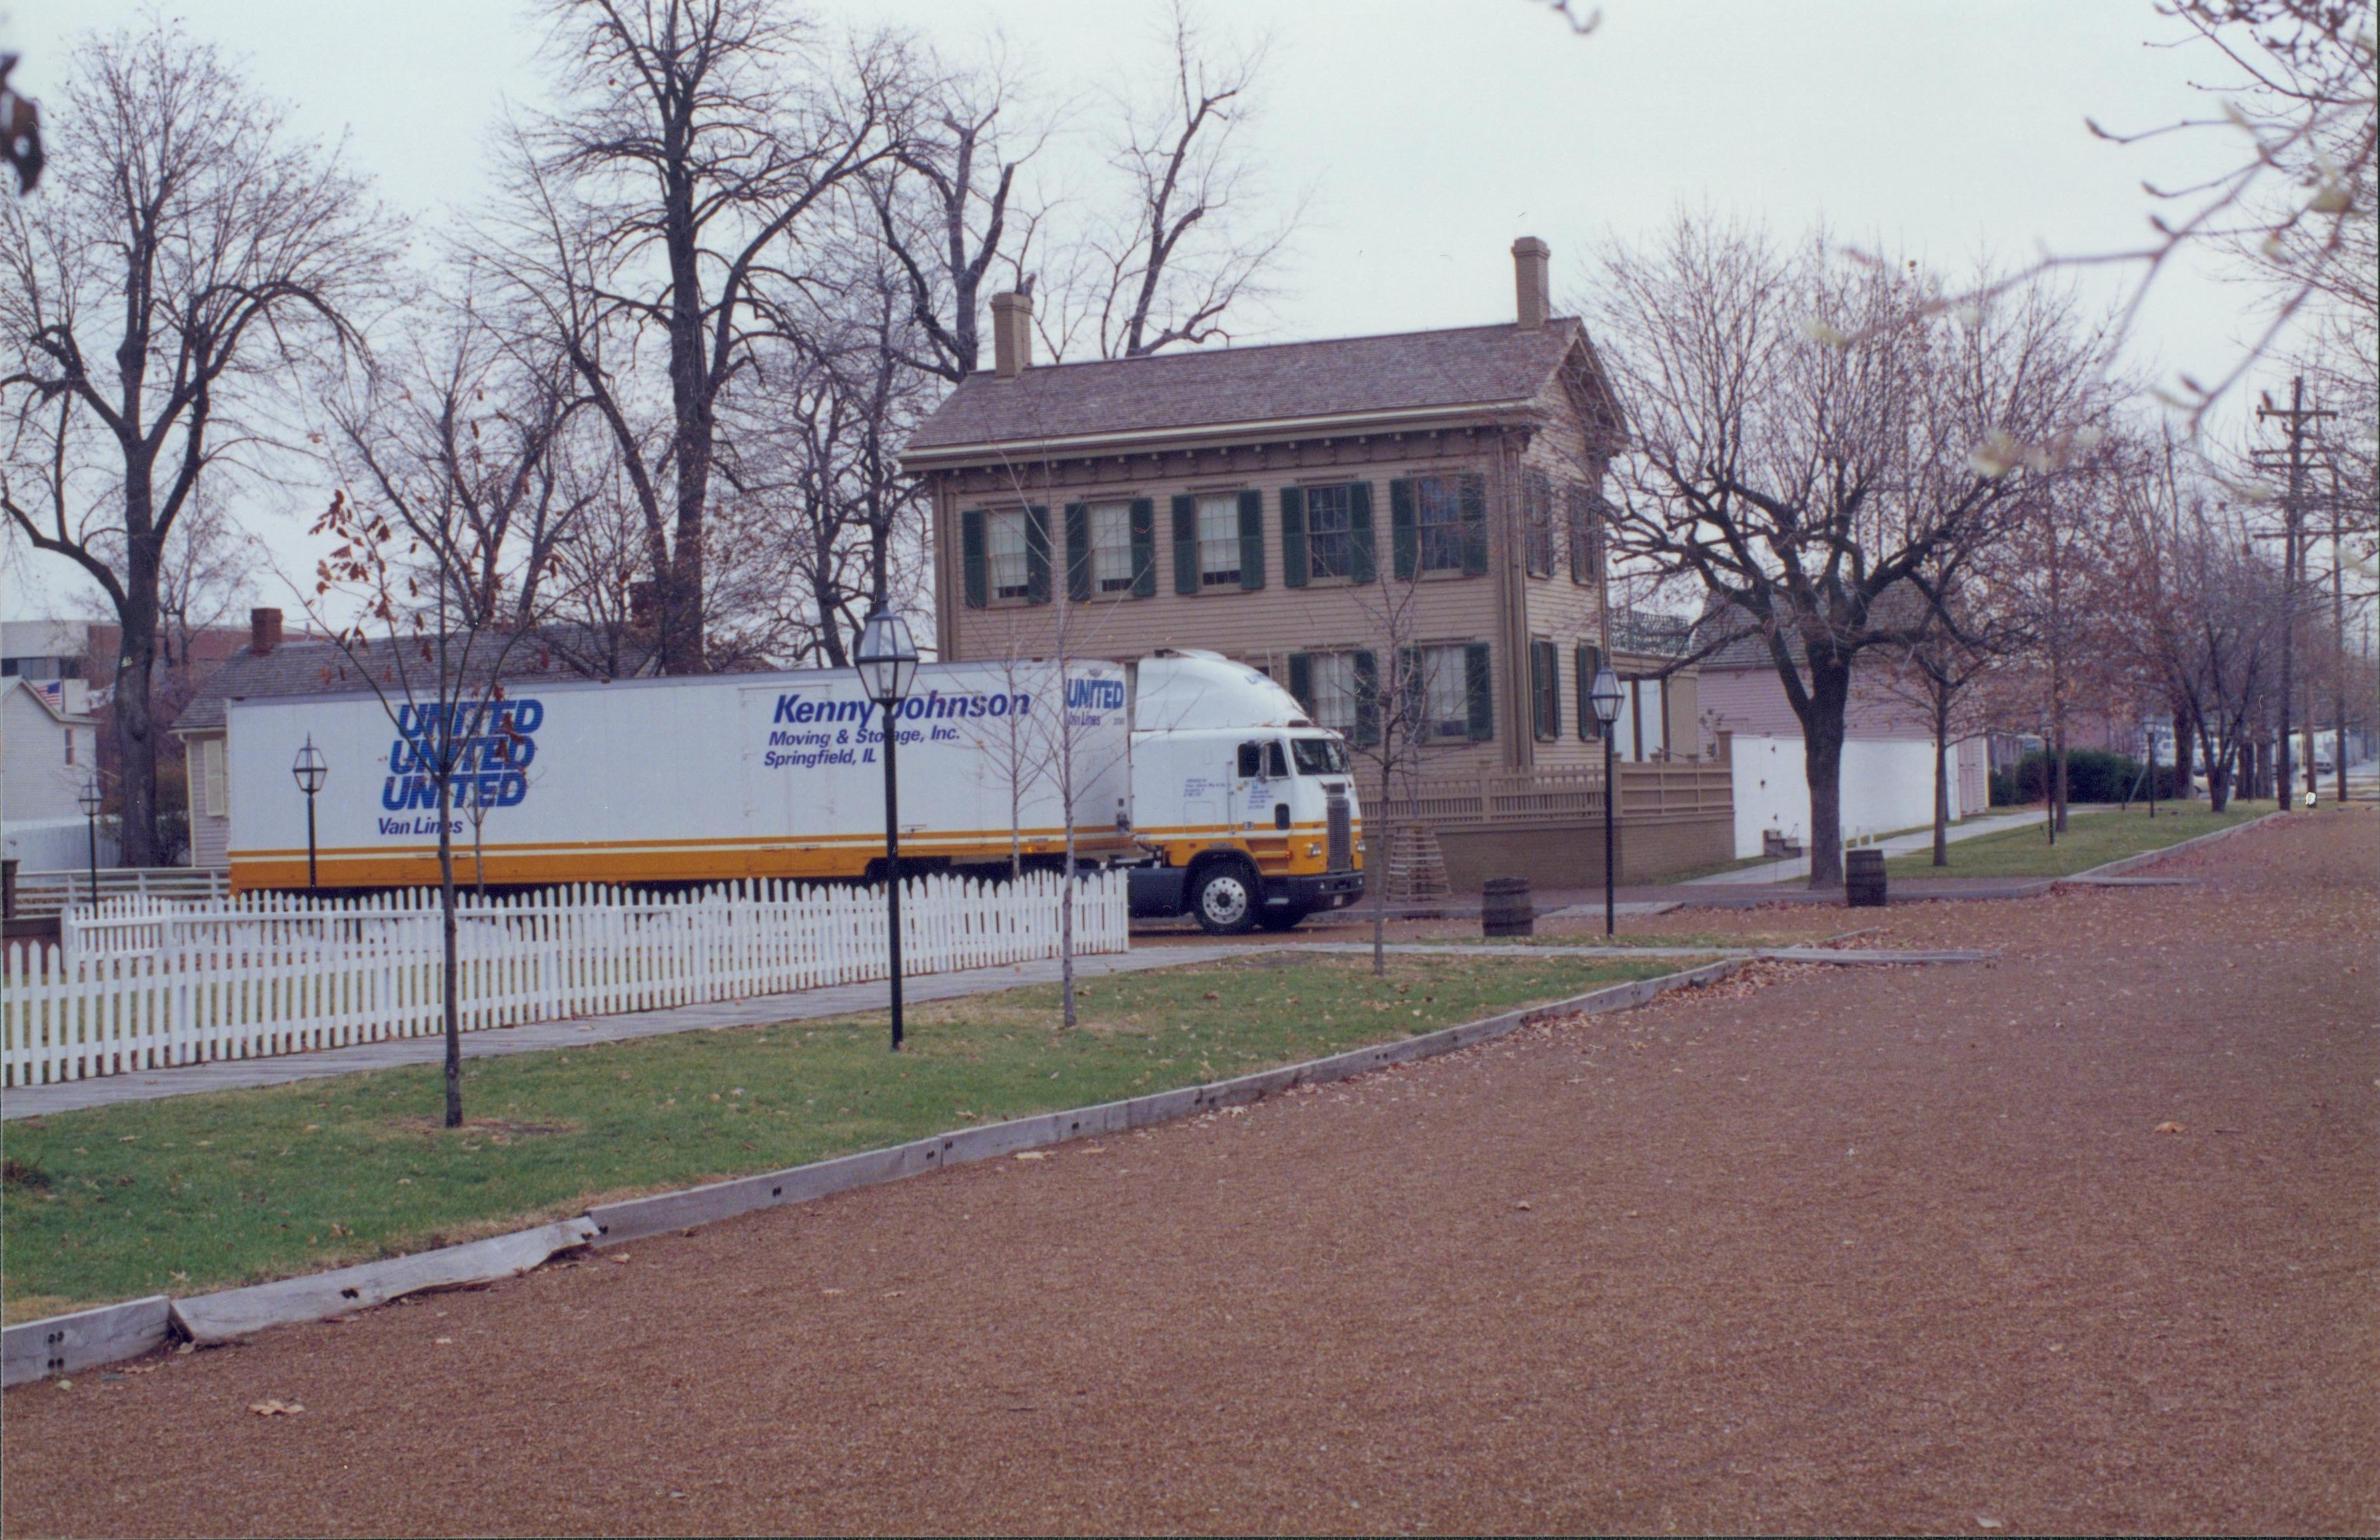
1482 876 1534 938
1845 848 1887 908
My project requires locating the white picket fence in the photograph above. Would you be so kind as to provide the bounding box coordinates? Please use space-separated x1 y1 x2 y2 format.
5 872 1127 1088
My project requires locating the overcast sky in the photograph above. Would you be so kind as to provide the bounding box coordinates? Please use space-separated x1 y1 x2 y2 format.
3 0 2267 622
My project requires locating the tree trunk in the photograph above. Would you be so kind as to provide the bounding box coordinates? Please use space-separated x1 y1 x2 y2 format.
111 538 165 868
2171 700 2196 798
1800 663 1850 887
439 772 463 1129
2053 718 2070 835
1931 686 1951 867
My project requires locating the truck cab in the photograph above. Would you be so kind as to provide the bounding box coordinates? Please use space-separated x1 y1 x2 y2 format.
1124 650 1366 934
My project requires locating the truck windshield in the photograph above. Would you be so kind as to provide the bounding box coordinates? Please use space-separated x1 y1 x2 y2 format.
1291 736 1350 776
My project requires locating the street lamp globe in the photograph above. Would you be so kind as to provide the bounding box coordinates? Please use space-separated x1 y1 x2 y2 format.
854 608 920 707
1588 666 1624 728
291 735 328 795
77 775 103 816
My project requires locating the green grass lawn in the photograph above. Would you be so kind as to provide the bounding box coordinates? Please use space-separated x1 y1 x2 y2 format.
1 951 1674 1320
1881 804 2260 881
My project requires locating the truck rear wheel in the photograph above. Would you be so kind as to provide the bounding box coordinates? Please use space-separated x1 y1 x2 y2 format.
1191 859 1260 936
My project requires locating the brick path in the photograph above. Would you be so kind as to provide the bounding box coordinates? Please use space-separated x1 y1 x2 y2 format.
3 809 2371 1536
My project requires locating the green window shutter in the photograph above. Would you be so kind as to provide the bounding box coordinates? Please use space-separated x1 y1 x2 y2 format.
960 510 988 610
1353 650 1380 746
1024 504 1051 604
1130 498 1156 598
1171 494 1198 595
1390 478 1418 580
1238 488 1264 591
1567 484 1590 584
1286 652 1313 714
1348 481 1376 583
1460 473 1489 576
1064 502 1091 602
1464 642 1493 740
1280 486 1308 588
1532 640 1558 740
1576 644 1603 740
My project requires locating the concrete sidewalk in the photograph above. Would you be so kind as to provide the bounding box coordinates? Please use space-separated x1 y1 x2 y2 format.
1 944 1258 1122
1688 808 2061 886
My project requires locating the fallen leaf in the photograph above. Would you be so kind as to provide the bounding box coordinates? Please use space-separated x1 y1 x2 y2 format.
2154 1120 2187 1135
821 1287 846 1296
1014 1150 1046 1162
1202 991 1219 1000
608 1254 632 1265
247 1399 304 1417
434 1337 454 1345
1977 1520 2004 1531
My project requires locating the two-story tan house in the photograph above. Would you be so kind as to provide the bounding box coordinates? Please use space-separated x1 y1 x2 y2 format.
902 241 1730 891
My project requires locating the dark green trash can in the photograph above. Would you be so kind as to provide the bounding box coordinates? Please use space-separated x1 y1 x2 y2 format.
1845 848 1887 908
1482 877 1534 937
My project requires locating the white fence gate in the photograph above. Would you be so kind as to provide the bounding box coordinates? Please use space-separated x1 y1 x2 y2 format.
5 872 1127 1087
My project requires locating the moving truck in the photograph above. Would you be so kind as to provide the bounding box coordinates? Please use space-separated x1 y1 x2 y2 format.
1121 650 1366 934
224 650 1364 933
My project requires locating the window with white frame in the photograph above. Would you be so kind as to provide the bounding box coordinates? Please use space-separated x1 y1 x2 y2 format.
1309 651 1360 736
987 509 1032 601
1416 477 1467 572
1306 484 1354 579
1088 501 1137 592
1196 493 1242 587
1418 644 1472 740
202 737 227 816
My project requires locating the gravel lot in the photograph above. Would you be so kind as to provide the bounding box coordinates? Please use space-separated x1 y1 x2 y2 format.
5 808 2372 1537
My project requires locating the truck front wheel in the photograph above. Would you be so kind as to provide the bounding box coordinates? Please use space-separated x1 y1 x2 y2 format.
1191 860 1261 936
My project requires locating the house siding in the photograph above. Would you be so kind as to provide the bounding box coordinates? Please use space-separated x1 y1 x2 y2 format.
927 377 1651 780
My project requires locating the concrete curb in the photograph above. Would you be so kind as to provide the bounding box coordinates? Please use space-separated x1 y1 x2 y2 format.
5 958 1745 1385
1 1296 172 1386
2060 810 2287 884
169 1218 599 1347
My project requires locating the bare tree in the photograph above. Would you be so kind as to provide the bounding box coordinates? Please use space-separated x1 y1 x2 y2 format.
1587 215 2109 885
289 308 595 1128
482 0 910 674
1879 555 2026 864
870 52 1049 384
1031 2 1294 362
0 23 391 865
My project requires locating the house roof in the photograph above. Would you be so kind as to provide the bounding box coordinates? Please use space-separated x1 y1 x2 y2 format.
9 677 95 724
904 318 1609 465
175 629 650 734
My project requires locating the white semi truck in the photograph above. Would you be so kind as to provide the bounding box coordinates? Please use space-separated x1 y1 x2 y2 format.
223 649 1363 933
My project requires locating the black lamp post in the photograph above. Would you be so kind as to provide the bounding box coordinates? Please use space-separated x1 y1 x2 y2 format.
854 608 920 1052
291 735 327 891
76 774 103 910
1589 665 1625 937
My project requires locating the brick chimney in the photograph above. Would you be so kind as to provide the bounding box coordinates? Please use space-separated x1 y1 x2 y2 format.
990 291 1032 379
1513 237 1551 330
249 606 283 655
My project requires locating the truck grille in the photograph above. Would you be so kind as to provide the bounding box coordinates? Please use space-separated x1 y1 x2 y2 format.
1327 790 1354 872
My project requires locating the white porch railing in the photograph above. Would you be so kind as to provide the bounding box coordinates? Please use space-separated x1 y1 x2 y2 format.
6 872 1126 1088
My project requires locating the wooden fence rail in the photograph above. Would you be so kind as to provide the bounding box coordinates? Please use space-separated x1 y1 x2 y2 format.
6 873 1126 1088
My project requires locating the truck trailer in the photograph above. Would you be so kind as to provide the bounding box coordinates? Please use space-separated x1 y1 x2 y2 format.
223 649 1364 933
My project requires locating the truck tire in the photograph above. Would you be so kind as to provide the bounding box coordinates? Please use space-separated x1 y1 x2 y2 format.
1190 858 1261 936
1256 906 1309 932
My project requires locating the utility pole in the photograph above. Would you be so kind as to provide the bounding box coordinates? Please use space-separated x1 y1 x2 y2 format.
2253 377 2334 814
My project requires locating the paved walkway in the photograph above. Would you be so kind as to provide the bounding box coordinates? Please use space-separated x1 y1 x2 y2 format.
1688 807 2060 886
0 945 1257 1122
